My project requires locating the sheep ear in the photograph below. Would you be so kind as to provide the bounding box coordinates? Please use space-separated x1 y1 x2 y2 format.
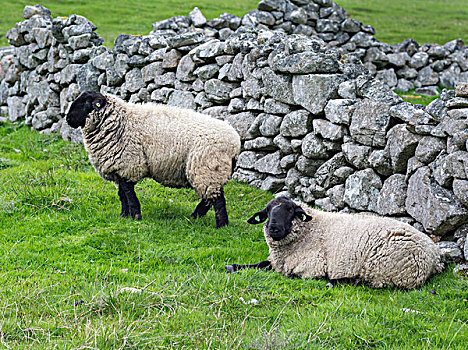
295 207 312 222
247 208 268 224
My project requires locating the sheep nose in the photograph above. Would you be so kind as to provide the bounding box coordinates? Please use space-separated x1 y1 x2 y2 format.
268 225 283 240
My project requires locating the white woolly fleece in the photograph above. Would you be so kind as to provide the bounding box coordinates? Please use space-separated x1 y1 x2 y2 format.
264 201 443 289
81 94 241 199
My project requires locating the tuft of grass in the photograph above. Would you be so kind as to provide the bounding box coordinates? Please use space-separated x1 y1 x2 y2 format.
0 122 467 348
396 88 442 106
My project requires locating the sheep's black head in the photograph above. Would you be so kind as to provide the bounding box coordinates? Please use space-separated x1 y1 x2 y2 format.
66 91 107 128
247 197 312 241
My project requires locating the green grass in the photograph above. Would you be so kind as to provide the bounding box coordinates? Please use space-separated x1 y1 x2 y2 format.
1 0 467 47
0 122 467 348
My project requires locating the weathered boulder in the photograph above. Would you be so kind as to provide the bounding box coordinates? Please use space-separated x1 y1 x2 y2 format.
406 167 468 235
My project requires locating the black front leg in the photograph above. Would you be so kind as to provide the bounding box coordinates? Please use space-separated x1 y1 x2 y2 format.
213 188 229 229
119 180 142 220
225 261 271 273
190 198 212 218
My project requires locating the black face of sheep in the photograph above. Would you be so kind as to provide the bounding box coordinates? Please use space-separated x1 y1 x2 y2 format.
247 197 312 241
66 91 107 128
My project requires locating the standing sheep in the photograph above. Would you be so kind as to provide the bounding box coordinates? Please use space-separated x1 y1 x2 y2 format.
226 197 443 289
66 91 241 228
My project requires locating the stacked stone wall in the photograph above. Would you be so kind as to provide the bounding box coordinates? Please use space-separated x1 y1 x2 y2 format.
0 2 468 261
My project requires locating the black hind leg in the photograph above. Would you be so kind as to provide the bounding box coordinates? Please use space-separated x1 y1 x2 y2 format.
118 184 130 217
213 189 228 229
190 199 212 218
119 180 142 220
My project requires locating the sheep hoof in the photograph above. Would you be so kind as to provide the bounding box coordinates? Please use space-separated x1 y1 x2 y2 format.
132 213 142 220
326 282 334 289
225 265 236 273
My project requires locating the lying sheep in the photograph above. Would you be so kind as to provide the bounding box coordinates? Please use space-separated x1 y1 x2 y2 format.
66 91 241 228
226 197 443 289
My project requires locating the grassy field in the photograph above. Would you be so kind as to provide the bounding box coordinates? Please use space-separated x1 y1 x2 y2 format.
0 0 468 348
0 123 468 349
0 0 467 47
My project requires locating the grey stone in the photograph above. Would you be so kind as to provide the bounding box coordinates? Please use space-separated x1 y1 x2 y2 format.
263 99 292 114
344 168 382 212
205 79 237 103
166 31 205 49
302 133 328 159
255 151 283 175
455 82 468 97
416 66 439 87
396 79 414 92
122 68 144 93
314 153 347 188
162 49 182 69
23 5 51 19
350 99 391 147
225 112 257 140
292 74 345 114
415 136 446 164
296 156 324 176
369 149 393 176
375 69 397 88
261 176 285 192
68 33 91 50
439 109 468 136
273 135 294 154
259 114 283 137
446 97 468 109
409 52 429 69
168 90 195 110
139 62 163 83
376 174 407 215
227 98 246 113
76 63 100 92
312 119 346 141
396 66 418 80
194 64 219 80
262 68 295 104
349 32 375 48
189 7 207 27
437 241 463 263
342 142 372 169
244 137 276 151
324 99 355 125
92 50 115 70
280 110 311 137
432 151 468 187
241 77 263 99
341 18 360 33
406 167 468 235
176 55 196 82
280 154 297 169
337 81 356 99
191 40 225 59
415 86 439 96
387 52 408 67
327 184 346 209
258 0 287 12
385 124 421 173
276 52 339 74
7 96 26 122
453 179 468 207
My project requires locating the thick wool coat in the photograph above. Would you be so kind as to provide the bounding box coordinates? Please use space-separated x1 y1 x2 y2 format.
264 201 443 289
81 94 241 199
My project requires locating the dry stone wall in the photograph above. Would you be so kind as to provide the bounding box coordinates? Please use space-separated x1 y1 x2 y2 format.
1 2 468 261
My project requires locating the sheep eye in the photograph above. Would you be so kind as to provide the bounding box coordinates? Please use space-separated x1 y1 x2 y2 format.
96 103 101 107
